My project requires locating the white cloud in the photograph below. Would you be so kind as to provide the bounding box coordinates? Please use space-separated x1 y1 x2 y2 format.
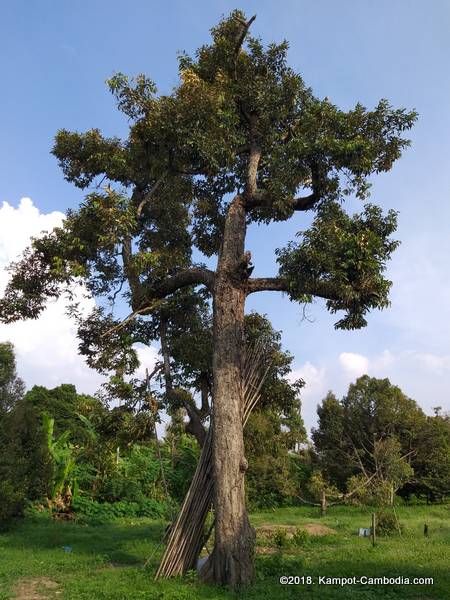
289 346 450 434
289 362 328 432
339 352 369 378
0 198 157 396
135 345 160 379
415 352 450 372
371 349 395 371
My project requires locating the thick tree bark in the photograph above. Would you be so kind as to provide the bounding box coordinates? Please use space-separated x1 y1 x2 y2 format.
203 194 255 587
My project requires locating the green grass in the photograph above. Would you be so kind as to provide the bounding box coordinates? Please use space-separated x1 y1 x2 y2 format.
0 504 448 599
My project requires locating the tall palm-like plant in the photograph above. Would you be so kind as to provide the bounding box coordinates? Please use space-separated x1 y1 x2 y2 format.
42 413 77 503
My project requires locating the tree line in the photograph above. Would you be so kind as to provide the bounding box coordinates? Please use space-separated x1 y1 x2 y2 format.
1 338 448 530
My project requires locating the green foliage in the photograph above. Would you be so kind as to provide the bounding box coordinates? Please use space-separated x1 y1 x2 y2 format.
42 412 77 501
376 509 402 536
311 392 348 488
245 412 297 509
72 497 167 523
0 481 25 529
94 445 166 504
0 400 52 527
307 471 341 502
313 376 427 494
272 528 289 547
24 384 104 444
166 435 200 502
243 313 306 508
0 341 24 412
291 527 310 547
411 414 450 501
277 203 399 329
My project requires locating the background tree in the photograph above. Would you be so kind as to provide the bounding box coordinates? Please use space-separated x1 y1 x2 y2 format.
411 413 450 502
24 384 104 445
346 436 414 507
0 342 25 413
312 376 439 503
0 11 416 586
312 392 350 488
0 346 52 525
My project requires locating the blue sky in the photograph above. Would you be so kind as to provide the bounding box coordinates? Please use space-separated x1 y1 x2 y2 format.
1 1 449 431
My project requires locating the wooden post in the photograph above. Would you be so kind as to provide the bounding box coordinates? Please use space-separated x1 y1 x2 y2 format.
320 491 327 516
371 513 376 547
424 523 428 537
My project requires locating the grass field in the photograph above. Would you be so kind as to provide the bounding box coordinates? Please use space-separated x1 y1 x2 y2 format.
0 504 448 599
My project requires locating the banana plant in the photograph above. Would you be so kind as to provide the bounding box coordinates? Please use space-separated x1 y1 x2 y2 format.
42 412 77 501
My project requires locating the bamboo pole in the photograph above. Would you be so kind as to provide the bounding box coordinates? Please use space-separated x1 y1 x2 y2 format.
154 342 269 578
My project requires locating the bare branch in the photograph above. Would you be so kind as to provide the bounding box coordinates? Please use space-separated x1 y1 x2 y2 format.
246 277 288 294
245 164 322 212
100 302 164 338
292 192 317 211
101 267 214 337
233 15 256 58
136 172 168 218
122 237 142 309
247 277 342 302
146 267 215 299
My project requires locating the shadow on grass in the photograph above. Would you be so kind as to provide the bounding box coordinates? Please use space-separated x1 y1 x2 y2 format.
4 515 166 566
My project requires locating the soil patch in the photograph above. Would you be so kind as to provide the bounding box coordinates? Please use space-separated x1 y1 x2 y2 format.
257 523 337 539
12 578 59 600
302 523 337 536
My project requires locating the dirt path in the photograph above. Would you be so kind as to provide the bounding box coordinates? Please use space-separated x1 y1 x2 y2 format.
12 578 59 600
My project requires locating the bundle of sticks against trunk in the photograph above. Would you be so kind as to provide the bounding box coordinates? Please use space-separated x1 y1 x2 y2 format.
155 341 270 579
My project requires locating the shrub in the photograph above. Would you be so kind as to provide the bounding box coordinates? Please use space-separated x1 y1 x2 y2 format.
72 496 168 523
272 528 289 547
376 510 402 536
292 527 310 547
166 436 199 502
0 481 25 529
90 445 168 504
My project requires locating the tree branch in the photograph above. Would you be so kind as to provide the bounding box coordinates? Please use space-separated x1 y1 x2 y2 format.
145 267 215 301
245 164 322 212
101 267 214 337
233 15 256 60
122 237 142 310
292 193 318 211
247 277 288 294
136 172 168 218
244 142 261 199
247 277 342 302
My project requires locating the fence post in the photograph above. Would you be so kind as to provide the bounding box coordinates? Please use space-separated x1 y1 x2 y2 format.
372 513 376 547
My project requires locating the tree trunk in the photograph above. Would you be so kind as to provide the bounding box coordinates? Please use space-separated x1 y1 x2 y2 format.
202 195 255 587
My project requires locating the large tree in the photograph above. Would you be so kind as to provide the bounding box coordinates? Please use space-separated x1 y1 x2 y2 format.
0 11 416 586
312 376 427 491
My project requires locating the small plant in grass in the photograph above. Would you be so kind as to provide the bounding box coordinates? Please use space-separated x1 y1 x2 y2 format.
272 528 289 547
292 527 310 547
